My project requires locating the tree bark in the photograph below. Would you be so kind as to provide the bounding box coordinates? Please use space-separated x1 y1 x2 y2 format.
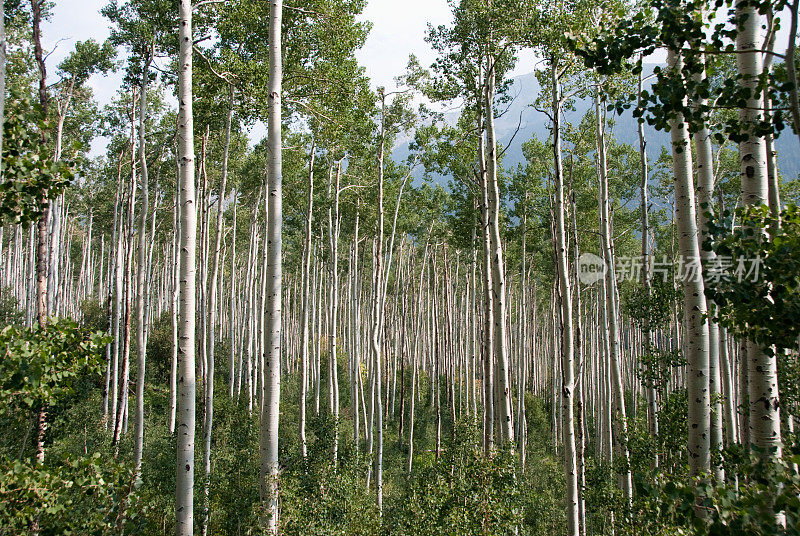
259 1 283 532
485 56 514 446
736 0 782 459
175 1 198 534
553 62 579 536
667 49 711 477
134 55 152 476
300 144 314 460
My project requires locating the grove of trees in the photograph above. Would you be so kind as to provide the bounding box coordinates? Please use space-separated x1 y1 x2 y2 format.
0 0 799 534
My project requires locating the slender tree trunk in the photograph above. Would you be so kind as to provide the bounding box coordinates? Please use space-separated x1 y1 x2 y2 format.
352 204 361 453
175 1 198 534
596 85 633 509
637 60 659 471
691 36 724 482
478 110 494 455
169 184 180 435
200 84 233 536
552 62 579 536
229 189 238 400
259 2 282 532
485 57 514 445
134 56 152 477
667 49 711 477
372 90 387 515
328 162 342 465
31 0 49 332
300 144 314 460
736 0 782 460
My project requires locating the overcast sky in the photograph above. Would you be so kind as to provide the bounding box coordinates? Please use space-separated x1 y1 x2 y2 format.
39 0 791 153
42 0 540 106
41 0 481 151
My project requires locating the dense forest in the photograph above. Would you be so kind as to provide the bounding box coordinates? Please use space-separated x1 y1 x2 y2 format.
0 0 799 534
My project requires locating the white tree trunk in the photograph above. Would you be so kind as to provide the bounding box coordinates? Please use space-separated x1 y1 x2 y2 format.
736 0 782 458
485 60 514 445
596 86 633 508
134 58 151 476
259 2 282 532
300 145 314 460
553 63 579 536
668 49 711 476
175 1 198 533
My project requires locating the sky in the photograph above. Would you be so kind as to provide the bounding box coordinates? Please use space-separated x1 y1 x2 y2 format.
42 0 464 104
42 0 537 107
40 0 540 153
41 0 474 152
39 0 793 154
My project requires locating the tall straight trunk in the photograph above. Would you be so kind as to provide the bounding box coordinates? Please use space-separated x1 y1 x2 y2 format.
736 0 782 458
134 56 152 476
372 90 387 514
408 223 433 474
175 1 198 534
351 205 361 452
169 180 180 434
198 130 210 389
596 86 633 508
114 146 137 451
259 1 282 532
300 145 314 460
568 175 585 535
478 111 494 455
485 58 514 445
201 84 233 536
107 151 126 429
111 162 126 435
31 0 48 331
691 44 724 481
637 61 659 470
552 62 579 536
229 189 237 399
470 209 479 421
433 253 442 459
328 162 342 464
667 49 711 476
719 326 737 445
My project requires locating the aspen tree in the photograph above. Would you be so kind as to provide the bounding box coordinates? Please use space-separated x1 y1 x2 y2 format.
484 51 514 446
596 86 632 508
372 88 387 513
169 190 180 434
201 84 234 536
327 161 343 463
667 49 711 476
552 62 579 536
175 0 198 533
259 0 282 532
300 143 314 460
134 50 152 476
736 0 782 459
691 39 724 482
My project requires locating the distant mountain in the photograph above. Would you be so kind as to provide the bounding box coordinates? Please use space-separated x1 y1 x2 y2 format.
395 69 800 185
